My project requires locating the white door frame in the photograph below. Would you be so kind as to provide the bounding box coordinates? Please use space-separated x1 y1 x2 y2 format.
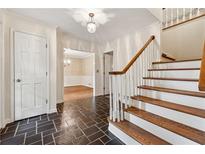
92 53 96 96
0 22 4 128
103 50 113 95
10 29 49 122
63 48 96 96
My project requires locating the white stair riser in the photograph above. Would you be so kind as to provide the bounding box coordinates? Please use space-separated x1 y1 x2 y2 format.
139 89 205 109
133 102 205 131
148 70 200 79
152 61 201 69
143 80 200 92
125 112 199 145
108 123 140 145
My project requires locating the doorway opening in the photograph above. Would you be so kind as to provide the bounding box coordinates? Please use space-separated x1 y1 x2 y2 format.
63 48 95 102
103 51 113 96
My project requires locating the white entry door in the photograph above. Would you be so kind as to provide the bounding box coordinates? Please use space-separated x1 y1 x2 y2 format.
14 32 47 120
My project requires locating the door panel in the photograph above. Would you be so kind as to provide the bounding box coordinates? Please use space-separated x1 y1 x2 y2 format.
14 32 47 120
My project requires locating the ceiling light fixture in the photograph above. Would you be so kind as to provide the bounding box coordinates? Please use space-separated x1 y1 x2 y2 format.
87 13 96 33
64 50 71 67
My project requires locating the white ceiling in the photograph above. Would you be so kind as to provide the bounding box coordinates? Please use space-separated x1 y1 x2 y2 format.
64 48 93 59
8 8 158 43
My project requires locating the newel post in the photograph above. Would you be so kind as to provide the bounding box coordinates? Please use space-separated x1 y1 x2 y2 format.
199 41 205 91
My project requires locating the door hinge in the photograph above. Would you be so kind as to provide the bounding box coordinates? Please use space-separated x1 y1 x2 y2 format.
46 99 48 104
46 44 47 48
46 72 48 76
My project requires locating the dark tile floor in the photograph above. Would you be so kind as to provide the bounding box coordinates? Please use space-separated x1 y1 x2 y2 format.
0 96 124 145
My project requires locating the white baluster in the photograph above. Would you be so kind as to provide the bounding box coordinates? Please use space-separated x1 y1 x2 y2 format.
116 76 120 122
120 76 124 121
183 8 186 21
167 8 170 26
189 8 193 19
109 76 113 120
173 8 177 23
128 71 131 107
176 8 179 23
133 61 137 95
171 8 174 25
197 8 200 16
124 74 128 109
162 8 166 28
112 76 116 122
165 8 168 27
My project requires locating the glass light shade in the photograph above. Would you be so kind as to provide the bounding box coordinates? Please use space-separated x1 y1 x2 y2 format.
67 59 71 64
64 59 71 66
87 22 96 33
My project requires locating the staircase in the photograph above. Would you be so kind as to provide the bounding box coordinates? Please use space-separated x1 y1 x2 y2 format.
108 36 205 144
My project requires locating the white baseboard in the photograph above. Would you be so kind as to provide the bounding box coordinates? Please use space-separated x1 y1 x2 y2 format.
81 84 93 88
49 108 57 113
64 84 93 88
57 98 64 104
2 118 11 128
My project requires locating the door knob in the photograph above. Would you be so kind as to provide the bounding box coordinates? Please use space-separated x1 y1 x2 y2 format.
16 79 21 82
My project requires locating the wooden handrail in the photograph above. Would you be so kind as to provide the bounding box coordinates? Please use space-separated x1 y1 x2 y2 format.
109 35 155 75
199 41 205 91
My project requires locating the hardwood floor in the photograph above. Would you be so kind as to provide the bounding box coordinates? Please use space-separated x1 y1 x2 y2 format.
64 85 93 102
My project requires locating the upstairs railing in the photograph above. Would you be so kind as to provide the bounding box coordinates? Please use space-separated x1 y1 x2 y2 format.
199 42 205 91
162 8 205 30
109 35 161 122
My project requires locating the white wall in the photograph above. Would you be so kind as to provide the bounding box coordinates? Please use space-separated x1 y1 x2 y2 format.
64 57 84 76
1 10 57 125
100 21 161 72
147 8 162 21
161 16 205 59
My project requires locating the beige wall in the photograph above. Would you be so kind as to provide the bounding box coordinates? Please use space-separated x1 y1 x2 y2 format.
64 58 84 76
82 56 94 76
64 56 94 76
1 10 57 125
161 17 205 59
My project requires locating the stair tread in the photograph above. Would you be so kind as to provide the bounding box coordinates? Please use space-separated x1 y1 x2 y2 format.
109 119 170 145
152 58 201 64
125 107 205 144
131 95 205 118
138 85 205 98
143 77 198 82
148 68 200 71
